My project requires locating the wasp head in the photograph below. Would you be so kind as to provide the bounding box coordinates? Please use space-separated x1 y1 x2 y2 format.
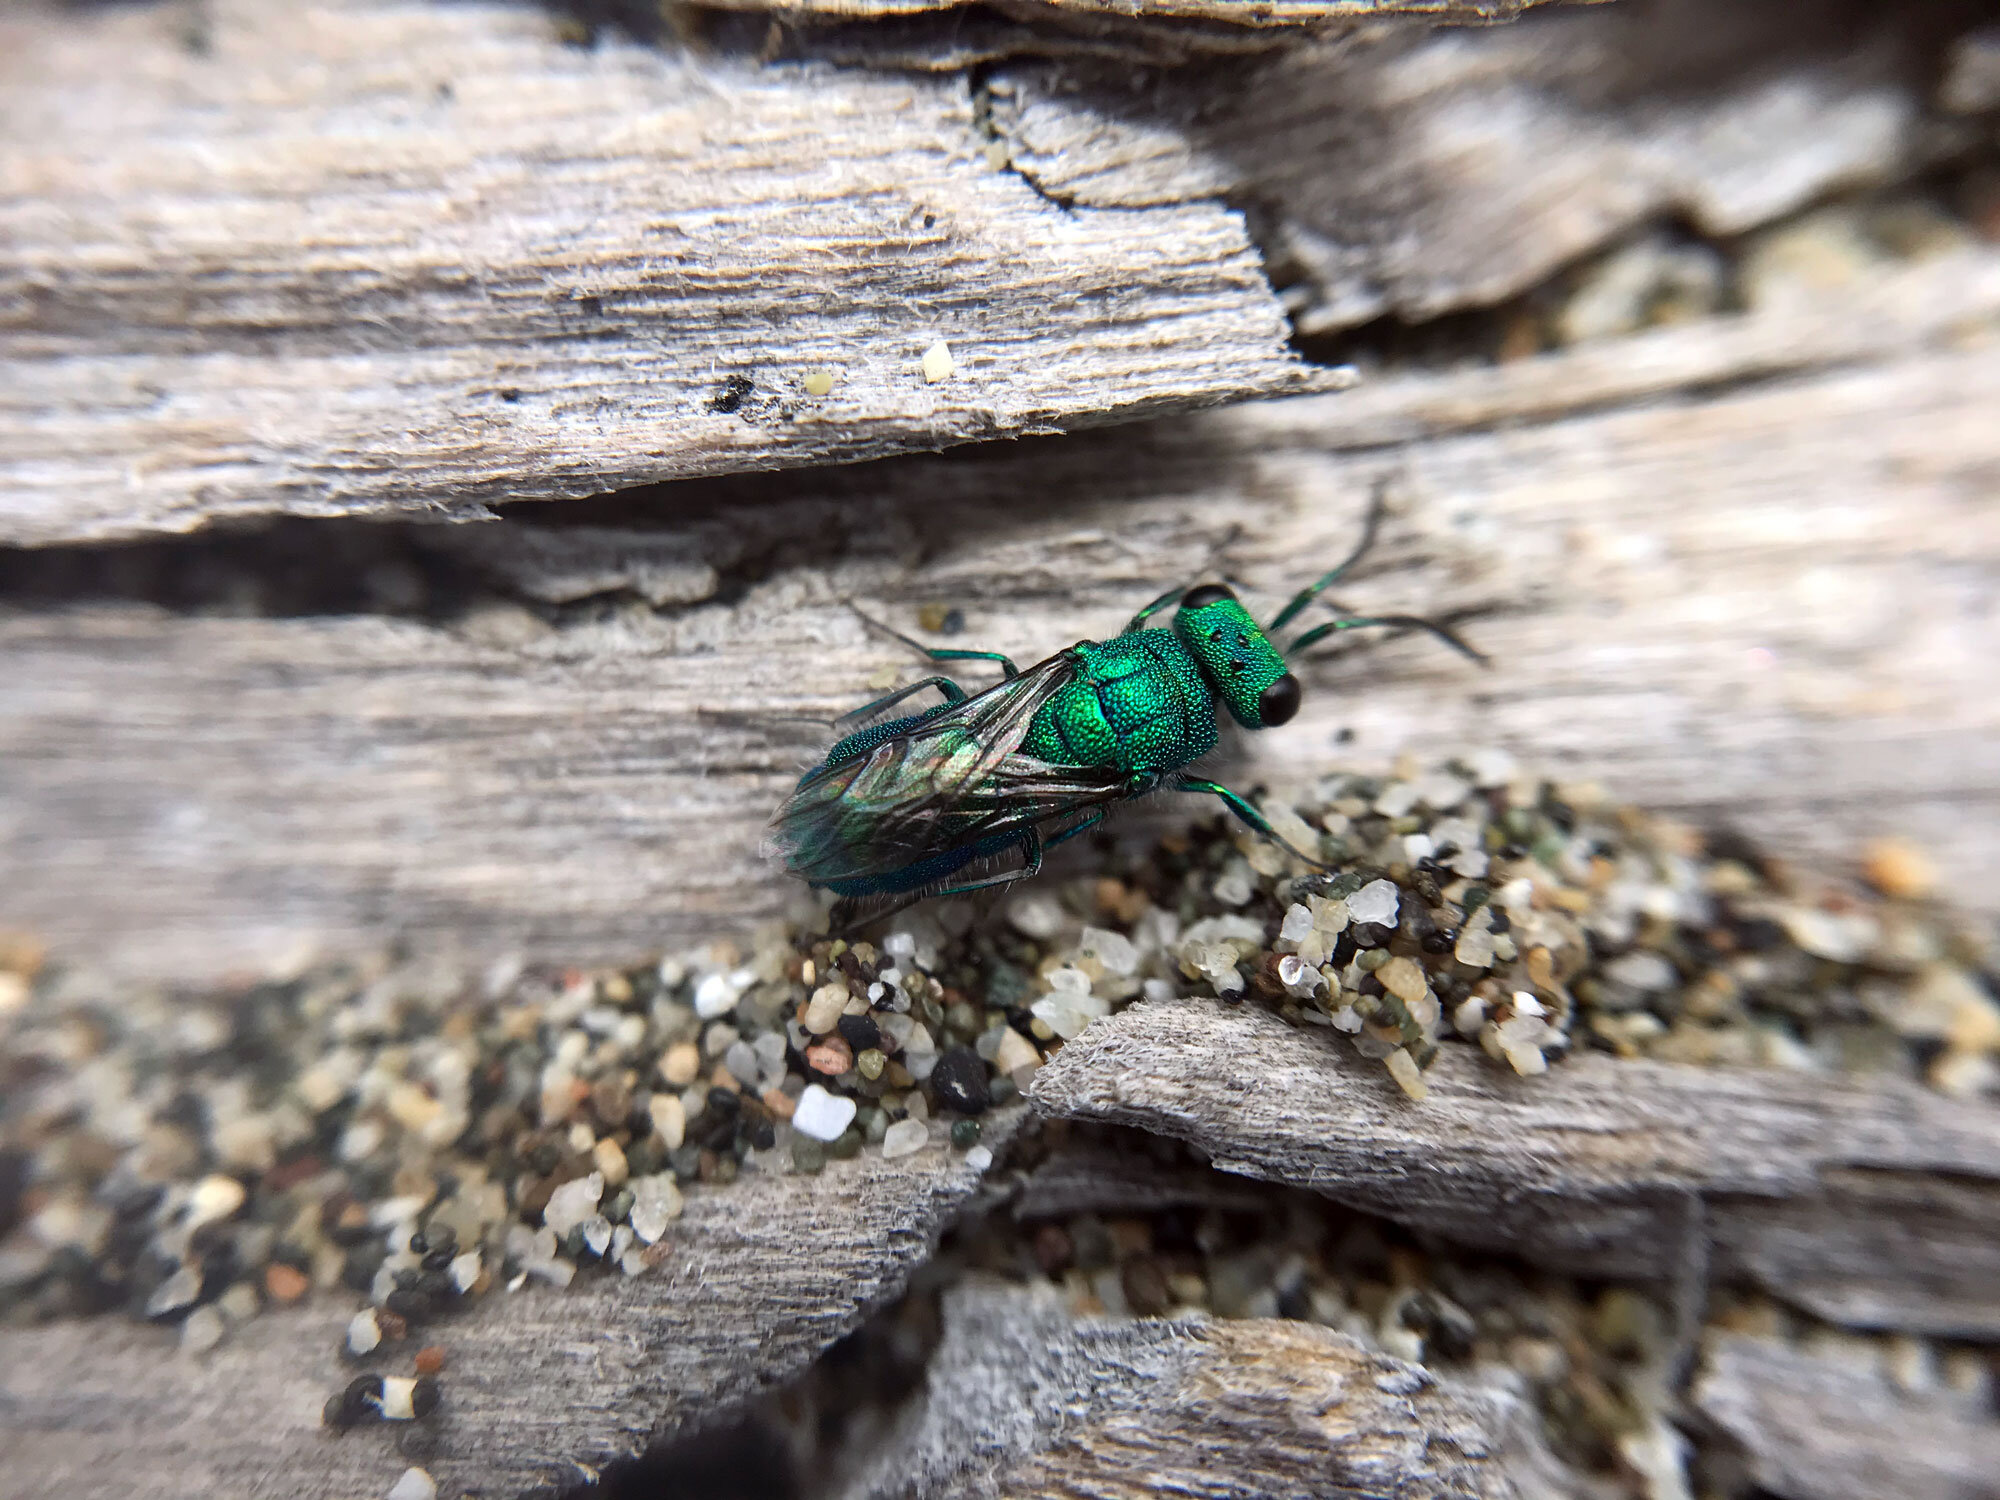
1173 584 1301 730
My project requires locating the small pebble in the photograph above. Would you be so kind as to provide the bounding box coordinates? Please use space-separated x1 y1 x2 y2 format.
802 369 836 397
324 1374 383 1429
592 1137 630 1189
146 1264 203 1320
804 983 848 1035
627 1174 683 1244
880 1119 928 1159
348 1308 383 1356
929 1047 991 1115
992 1028 1041 1076
805 1035 855 1077
964 1144 993 1171
649 1093 687 1150
543 1173 605 1237
1864 836 1938 900
379 1376 420 1420
181 1304 226 1354
266 1263 310 1303
1346 879 1401 928
791 1083 858 1142
920 340 956 383
414 1345 446 1376
659 1042 701 1087
387 1468 437 1500
693 971 744 1019
1385 1048 1428 1102
185 1174 247 1230
1376 956 1429 1005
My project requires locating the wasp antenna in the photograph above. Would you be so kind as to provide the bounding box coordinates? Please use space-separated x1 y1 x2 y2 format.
1288 611 1489 666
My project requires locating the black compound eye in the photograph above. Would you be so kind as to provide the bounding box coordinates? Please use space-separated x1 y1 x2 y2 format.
1258 673 1302 727
1180 582 1235 611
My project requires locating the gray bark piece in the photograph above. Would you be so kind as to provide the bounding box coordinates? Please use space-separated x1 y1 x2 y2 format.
0 1111 1021 1500
1694 1332 2000 1500
994 0 1945 333
0 0 1327 548
700 0 1557 20
835 1277 1582 1500
1029 1000 2000 1336
1012 1137 1277 1219
4 249 1998 982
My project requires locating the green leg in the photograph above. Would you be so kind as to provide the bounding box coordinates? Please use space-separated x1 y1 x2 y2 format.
1177 778 1324 866
854 608 1021 679
1287 612 1487 666
834 675 965 730
1123 586 1187 634
1266 478 1390 635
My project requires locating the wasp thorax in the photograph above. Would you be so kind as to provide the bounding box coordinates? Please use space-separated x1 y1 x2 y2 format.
1173 586 1293 731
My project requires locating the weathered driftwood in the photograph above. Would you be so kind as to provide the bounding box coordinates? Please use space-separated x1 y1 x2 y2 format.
1694 1332 2000 1500
1029 1000 2000 1337
1011 1134 1278 1220
993 0 1961 334
832 1277 1583 1500
0 1111 1020 1500
694 0 1573 71
697 0 1555 21
0 0 1330 548
5 247 1998 981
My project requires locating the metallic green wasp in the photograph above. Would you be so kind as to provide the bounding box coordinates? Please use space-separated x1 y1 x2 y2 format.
764 491 1482 920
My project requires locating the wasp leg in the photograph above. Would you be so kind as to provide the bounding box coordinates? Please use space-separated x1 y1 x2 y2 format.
1176 778 1325 867
833 675 967 730
1122 585 1187 634
932 826 1044 899
1043 809 1106 851
853 608 1021 679
1286 610 1487 666
1265 477 1391 636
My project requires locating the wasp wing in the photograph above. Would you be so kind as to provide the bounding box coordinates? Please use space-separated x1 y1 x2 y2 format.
763 651 1125 885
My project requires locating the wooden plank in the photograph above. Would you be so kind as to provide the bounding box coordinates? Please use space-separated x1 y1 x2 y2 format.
4 250 1997 980
832 1277 1584 1500
0 0 1329 547
1694 1333 2000 1500
1028 999 2000 1337
993 0 1951 333
699 0 1558 21
0 1111 1023 1500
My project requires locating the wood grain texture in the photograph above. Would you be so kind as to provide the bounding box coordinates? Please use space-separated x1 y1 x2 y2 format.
698 0 1558 20
0 1109 1022 1500
833 1277 1582 1500
0 0 1328 547
1011 1136 1277 1219
993 0 1962 333
1029 1000 2000 1337
3 248 1997 981
1694 1332 2000 1500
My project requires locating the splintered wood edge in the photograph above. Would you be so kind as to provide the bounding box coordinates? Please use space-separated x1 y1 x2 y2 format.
0 1109 1024 1500
696 0 1561 23
834 1277 1583 1500
1028 1001 2000 1334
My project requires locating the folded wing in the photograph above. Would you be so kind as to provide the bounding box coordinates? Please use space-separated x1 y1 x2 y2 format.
763 651 1128 886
